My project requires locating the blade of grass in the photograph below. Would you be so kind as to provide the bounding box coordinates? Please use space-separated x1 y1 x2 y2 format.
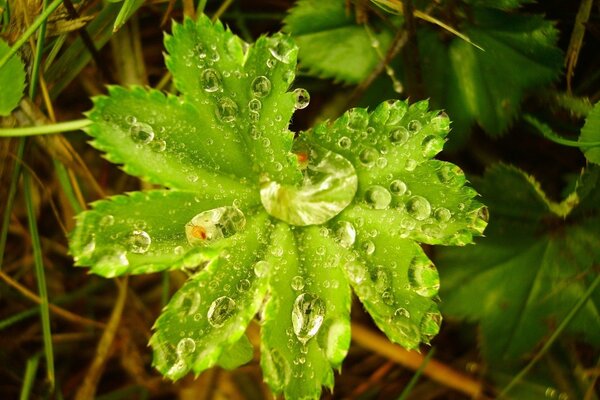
0 119 91 137
23 169 55 389
54 160 84 214
0 0 62 69
161 271 170 307
28 0 49 99
19 353 41 400
0 138 25 269
397 348 436 400
499 274 600 398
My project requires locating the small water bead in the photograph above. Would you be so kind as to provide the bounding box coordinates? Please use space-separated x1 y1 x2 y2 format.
292 88 310 109
361 240 375 255
359 147 378 166
176 337 196 356
129 121 154 144
346 109 369 131
345 262 366 284
365 185 392 209
207 296 236 327
381 291 394 305
150 138 167 152
291 293 326 344
389 127 409 145
394 307 410 319
216 97 238 122
291 275 305 291
237 279 251 292
406 196 431 220
421 135 444 158
404 159 417 171
128 230 151 254
420 308 442 339
251 75 271 97
408 258 440 297
201 68 221 92
248 98 262 111
376 157 388 169
100 214 114 227
254 260 271 277
434 207 452 222
407 120 422 133
389 179 407 196
337 136 352 149
185 206 246 246
334 221 356 248
249 111 260 123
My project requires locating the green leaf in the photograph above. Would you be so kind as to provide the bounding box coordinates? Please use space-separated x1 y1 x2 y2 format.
150 213 270 379
164 16 301 184
113 0 144 32
438 165 600 362
69 189 259 277
283 0 394 84
0 39 26 116
579 102 600 165
419 8 563 138
216 334 254 370
260 223 351 399
307 99 487 246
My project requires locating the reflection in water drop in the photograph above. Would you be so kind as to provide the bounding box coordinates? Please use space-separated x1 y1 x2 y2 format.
185 206 246 246
292 293 326 344
207 296 236 327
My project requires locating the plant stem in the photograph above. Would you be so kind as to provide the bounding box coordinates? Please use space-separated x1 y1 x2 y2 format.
0 119 91 137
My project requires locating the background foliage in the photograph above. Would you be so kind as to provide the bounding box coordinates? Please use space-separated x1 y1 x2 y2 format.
0 0 598 399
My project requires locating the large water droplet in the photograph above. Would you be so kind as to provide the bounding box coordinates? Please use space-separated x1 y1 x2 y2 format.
216 97 238 122
176 337 196 356
408 258 440 297
292 293 326 344
365 185 392 209
207 296 236 327
434 207 451 222
389 179 407 196
347 109 369 131
407 120 422 133
345 261 366 284
421 135 444 158
406 196 431 220
201 68 221 92
292 88 310 109
254 260 271 277
269 39 294 64
390 127 409 144
130 121 154 144
420 308 442 342
359 147 378 166
260 146 357 226
388 309 420 349
185 206 246 246
251 76 271 97
334 221 356 248
128 230 151 254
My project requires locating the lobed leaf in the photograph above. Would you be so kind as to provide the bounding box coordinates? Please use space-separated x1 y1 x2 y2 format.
579 102 600 165
0 39 26 116
69 189 259 277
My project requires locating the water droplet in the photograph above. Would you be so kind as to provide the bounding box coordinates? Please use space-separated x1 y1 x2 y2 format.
389 179 407 196
185 206 246 246
408 258 439 297
365 185 392 209
237 279 251 292
251 75 271 97
334 221 356 248
347 109 369 131
216 98 238 122
260 146 358 226
434 207 451 222
100 214 114 227
388 309 420 349
129 121 154 144
390 127 409 144
292 88 310 109
269 38 294 63
201 68 221 92
254 260 270 278
420 308 442 341
95 248 129 277
248 98 262 111
128 230 151 254
359 147 378 166
82 234 96 257
477 206 489 223
422 135 444 157
291 275 305 291
406 196 431 220
431 112 450 132
405 159 417 171
408 120 421 133
338 136 351 149
292 293 326 344
382 291 394 305
150 138 167 152
207 296 236 327
394 307 410 319
361 240 375 255
345 261 366 284
174 245 185 255
176 337 196 356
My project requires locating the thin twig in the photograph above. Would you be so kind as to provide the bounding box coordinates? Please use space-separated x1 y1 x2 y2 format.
0 270 105 329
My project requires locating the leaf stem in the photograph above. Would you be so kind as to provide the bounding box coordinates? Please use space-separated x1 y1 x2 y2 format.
524 114 600 147
0 119 91 137
498 273 600 398
0 0 62 69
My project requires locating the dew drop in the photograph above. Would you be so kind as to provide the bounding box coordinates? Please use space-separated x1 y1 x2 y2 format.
359 147 378 166
421 135 444 158
150 138 167 152
237 279 251 292
128 230 151 254
408 258 440 297
251 75 271 97
407 120 421 133
389 179 407 196
291 275 305 291
129 121 154 144
347 109 369 131
201 68 221 92
254 260 271 278
434 207 451 222
406 196 431 220
100 214 114 227
269 39 294 64
207 296 236 327
345 261 366 284
176 337 196 356
381 290 394 305
394 307 410 319
248 98 262 111
216 97 238 122
185 206 246 246
388 308 420 349
291 293 326 344
337 136 352 149
334 221 356 248
365 185 392 209
292 88 310 109
390 127 409 144
420 308 442 341
361 240 375 255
